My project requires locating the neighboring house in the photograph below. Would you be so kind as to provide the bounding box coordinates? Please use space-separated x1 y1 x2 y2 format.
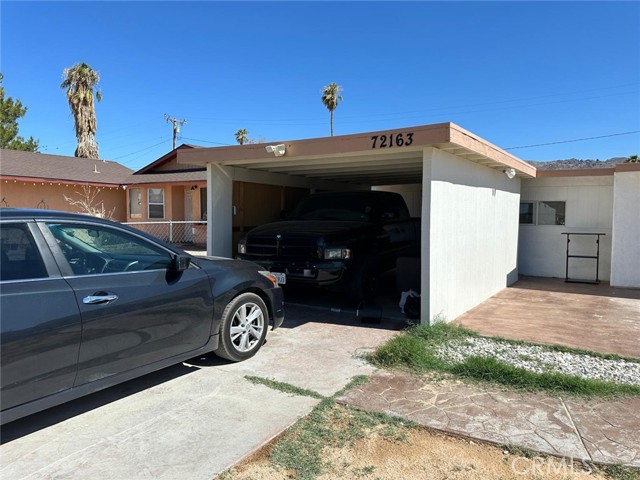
124 145 207 222
125 144 308 249
122 144 208 245
0 149 131 221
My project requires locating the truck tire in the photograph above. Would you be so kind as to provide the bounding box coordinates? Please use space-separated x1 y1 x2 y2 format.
347 256 376 303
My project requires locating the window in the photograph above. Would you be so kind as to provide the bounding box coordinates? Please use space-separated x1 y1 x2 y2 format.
47 223 172 275
538 201 565 225
0 224 48 281
520 201 565 225
129 188 142 218
519 202 535 224
200 187 207 220
148 188 165 219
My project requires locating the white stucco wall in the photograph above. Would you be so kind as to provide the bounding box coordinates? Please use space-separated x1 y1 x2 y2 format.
421 147 521 323
611 170 640 287
518 175 613 281
207 164 234 257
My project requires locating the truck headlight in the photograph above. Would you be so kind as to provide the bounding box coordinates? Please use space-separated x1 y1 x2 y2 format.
324 248 351 260
238 240 246 254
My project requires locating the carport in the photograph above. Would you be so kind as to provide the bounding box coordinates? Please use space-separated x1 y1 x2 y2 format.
178 122 536 324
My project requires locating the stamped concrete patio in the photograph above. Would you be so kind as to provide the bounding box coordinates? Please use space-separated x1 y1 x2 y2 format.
340 275 640 469
455 276 640 359
339 370 640 467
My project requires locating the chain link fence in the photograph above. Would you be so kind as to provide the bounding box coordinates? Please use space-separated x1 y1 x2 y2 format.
124 221 207 252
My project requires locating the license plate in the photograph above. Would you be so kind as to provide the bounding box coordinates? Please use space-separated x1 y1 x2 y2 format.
272 272 286 285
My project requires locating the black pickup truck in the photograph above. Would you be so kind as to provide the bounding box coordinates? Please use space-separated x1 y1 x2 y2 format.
237 191 420 299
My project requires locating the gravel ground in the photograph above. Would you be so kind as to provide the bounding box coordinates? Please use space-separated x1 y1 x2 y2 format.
437 337 640 385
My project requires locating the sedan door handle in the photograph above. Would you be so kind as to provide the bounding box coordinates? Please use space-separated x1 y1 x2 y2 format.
83 294 118 305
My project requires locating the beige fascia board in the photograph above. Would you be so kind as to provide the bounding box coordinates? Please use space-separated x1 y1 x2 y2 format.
615 162 640 172
536 168 615 177
446 123 536 178
177 123 452 166
177 122 536 178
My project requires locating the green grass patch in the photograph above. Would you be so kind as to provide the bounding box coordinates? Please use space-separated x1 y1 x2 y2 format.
244 375 324 399
598 464 640 480
452 356 640 396
239 375 414 480
269 401 415 480
366 322 640 397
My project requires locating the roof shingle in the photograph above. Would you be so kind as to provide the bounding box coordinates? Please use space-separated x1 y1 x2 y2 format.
0 149 133 186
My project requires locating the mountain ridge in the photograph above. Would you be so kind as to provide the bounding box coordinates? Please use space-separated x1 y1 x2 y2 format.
525 157 628 170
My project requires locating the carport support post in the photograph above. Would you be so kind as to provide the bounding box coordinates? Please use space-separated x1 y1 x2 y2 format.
420 147 434 325
206 163 233 257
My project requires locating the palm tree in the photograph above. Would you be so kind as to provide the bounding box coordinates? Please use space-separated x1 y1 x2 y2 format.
625 155 639 163
235 128 248 145
61 62 102 159
321 82 343 136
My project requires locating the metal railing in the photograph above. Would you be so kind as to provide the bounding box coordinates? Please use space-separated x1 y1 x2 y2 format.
124 220 207 248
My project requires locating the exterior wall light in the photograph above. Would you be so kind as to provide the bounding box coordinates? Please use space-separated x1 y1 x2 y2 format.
504 168 516 179
265 144 286 157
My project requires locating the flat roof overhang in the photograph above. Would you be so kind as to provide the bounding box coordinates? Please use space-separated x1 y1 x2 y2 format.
177 122 536 186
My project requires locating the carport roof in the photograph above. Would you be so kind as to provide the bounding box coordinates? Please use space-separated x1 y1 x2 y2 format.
177 122 536 186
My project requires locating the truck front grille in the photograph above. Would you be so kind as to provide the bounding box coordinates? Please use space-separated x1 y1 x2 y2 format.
245 234 319 259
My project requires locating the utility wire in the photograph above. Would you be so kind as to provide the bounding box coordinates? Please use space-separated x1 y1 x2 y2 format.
505 131 640 151
181 137 233 146
111 139 172 160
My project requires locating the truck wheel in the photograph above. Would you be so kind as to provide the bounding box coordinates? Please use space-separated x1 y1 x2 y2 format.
347 257 375 303
214 293 268 362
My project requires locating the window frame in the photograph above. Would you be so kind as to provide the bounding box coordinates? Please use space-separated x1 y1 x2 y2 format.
0 222 50 282
519 200 566 226
39 219 177 278
148 188 165 219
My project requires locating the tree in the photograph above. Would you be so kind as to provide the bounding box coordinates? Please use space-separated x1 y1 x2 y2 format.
61 62 102 159
321 82 343 136
235 128 248 145
64 185 115 219
0 73 39 151
625 155 639 163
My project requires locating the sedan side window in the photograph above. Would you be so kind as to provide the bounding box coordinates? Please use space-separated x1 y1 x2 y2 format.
46 223 173 275
0 223 48 281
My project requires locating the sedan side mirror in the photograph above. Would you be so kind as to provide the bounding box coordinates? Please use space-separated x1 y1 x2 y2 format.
170 255 191 272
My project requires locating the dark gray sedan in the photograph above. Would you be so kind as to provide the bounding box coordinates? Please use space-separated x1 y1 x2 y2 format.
0 209 284 424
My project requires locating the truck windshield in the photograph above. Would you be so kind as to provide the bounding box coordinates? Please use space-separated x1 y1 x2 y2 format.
290 195 373 222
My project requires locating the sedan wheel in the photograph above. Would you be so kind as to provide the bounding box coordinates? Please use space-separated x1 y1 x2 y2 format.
214 293 268 361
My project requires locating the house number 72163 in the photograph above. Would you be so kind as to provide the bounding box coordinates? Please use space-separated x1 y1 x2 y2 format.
370 132 414 149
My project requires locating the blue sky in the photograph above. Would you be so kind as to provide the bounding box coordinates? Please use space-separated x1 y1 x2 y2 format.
2 1 639 171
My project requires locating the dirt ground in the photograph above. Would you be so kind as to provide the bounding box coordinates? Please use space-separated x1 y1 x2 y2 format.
221 420 615 480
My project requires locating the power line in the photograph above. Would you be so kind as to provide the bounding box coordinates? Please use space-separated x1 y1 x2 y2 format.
181 137 233 146
111 138 172 161
505 131 640 151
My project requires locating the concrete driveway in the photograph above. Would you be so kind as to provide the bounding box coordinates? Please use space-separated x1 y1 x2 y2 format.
1 305 405 480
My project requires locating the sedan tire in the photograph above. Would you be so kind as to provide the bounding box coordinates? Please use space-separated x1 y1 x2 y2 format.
214 292 268 362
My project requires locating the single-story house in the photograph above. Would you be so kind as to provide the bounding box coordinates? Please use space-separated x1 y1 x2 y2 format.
174 122 639 324
0 149 131 222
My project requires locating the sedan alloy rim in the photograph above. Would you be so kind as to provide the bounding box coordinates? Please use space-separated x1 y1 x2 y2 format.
229 302 265 352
